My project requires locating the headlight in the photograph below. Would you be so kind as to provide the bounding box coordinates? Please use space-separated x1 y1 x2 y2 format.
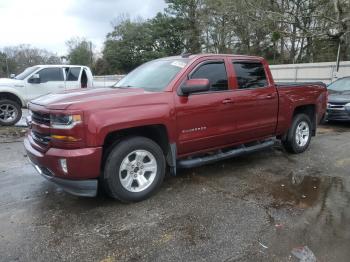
50 114 82 129
345 103 350 110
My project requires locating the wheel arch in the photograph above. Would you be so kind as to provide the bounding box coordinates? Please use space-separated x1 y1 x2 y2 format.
101 124 174 171
292 104 316 136
0 92 25 107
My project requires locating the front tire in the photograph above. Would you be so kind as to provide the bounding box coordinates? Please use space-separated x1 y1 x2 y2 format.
282 114 312 154
0 99 22 126
102 136 166 202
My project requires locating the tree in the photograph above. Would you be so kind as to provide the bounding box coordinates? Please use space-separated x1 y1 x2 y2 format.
0 45 61 76
66 37 94 66
102 14 186 73
165 0 205 53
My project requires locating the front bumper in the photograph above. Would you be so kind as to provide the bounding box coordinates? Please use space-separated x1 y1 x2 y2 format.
326 109 350 121
30 160 98 197
24 136 102 197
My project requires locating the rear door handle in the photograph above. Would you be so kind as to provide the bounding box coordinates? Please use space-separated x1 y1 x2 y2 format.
222 98 234 104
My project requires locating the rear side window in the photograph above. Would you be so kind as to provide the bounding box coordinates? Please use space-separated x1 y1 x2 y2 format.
65 67 81 81
233 62 267 89
37 68 64 82
190 62 228 91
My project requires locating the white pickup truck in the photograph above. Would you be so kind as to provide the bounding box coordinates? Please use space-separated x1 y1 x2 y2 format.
0 65 93 125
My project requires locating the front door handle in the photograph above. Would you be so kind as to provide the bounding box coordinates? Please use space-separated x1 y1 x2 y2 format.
265 94 275 99
222 98 234 104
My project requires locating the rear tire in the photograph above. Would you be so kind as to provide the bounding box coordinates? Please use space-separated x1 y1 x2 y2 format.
282 114 312 154
0 99 22 126
102 136 166 202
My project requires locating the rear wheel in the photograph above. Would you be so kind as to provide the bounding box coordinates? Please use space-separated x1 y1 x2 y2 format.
282 114 312 154
102 136 166 202
0 99 22 126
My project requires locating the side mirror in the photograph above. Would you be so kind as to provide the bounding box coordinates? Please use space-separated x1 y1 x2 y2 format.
28 73 40 84
181 79 210 95
10 73 15 79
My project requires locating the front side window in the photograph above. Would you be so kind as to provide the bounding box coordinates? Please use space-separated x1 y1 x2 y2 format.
190 62 228 91
233 61 267 89
65 67 81 81
37 68 64 83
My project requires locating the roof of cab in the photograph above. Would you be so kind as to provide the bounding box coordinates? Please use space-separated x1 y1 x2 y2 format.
159 53 265 61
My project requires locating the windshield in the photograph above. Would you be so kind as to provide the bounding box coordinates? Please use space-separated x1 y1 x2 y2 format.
15 66 39 80
328 77 350 92
115 59 189 91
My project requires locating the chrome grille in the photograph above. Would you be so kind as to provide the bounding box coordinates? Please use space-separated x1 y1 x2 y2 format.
32 111 50 125
32 131 51 145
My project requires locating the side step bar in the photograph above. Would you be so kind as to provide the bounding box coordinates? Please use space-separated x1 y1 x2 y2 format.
177 139 276 169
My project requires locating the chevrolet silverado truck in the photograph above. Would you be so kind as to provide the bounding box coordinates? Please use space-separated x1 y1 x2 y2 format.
24 54 327 202
0 65 93 126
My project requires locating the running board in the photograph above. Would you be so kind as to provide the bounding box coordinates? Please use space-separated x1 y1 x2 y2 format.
177 139 276 169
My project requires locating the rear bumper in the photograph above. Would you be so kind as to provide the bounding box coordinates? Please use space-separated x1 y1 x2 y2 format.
24 135 102 197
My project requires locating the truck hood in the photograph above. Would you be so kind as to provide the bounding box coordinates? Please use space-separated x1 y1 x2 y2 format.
0 78 24 87
30 87 155 110
328 92 350 104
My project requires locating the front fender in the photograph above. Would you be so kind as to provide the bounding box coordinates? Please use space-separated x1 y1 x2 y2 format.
85 103 176 146
0 86 26 107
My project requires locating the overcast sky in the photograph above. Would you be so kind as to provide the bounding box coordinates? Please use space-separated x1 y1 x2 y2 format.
0 0 167 55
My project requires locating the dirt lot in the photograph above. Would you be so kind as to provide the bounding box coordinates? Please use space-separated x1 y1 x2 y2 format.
0 123 350 262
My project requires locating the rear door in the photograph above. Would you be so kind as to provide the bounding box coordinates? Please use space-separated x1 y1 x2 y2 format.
26 67 65 100
230 60 278 141
64 67 82 90
175 59 236 155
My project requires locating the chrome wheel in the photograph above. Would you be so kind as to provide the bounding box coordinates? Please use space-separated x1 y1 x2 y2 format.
295 121 310 147
0 103 18 123
119 150 157 193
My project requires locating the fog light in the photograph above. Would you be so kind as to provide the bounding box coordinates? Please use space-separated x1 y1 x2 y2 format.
59 159 68 174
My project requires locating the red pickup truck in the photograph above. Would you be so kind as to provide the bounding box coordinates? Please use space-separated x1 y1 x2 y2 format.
24 54 327 202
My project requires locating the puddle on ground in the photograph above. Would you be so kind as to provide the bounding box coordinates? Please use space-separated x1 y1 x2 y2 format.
269 173 349 210
258 173 350 260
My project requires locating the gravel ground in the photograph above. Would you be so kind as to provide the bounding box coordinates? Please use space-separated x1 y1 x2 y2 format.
0 123 350 262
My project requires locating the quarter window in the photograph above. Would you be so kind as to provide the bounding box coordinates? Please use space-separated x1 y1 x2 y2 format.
233 62 267 89
190 62 228 91
37 68 64 82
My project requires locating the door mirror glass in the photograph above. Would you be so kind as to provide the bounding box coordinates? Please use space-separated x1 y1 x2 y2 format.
28 73 40 84
181 79 210 95
10 73 15 79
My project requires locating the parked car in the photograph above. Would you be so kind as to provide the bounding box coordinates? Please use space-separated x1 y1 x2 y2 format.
325 77 350 121
24 54 327 202
0 65 93 126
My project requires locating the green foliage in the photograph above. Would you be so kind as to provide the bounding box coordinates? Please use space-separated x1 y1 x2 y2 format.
102 14 186 74
0 45 61 77
66 38 93 66
100 0 350 73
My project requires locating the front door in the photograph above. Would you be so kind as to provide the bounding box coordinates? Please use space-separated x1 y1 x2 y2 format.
175 60 236 155
26 67 65 101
